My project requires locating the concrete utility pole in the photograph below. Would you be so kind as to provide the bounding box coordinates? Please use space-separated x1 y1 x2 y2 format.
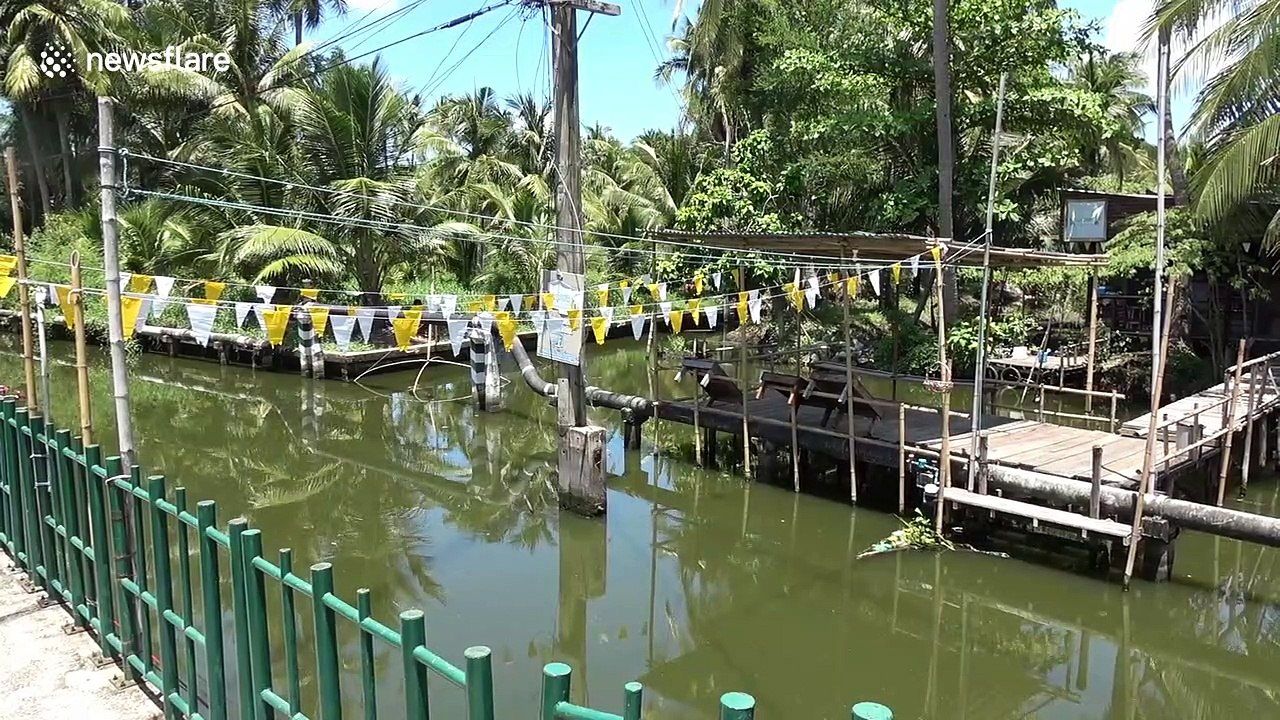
98 97 137 470
546 0 620 515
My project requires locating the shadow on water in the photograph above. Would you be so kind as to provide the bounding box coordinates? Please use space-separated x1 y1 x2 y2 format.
3 334 1279 719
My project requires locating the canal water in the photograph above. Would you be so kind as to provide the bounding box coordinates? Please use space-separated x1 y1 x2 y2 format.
4 336 1278 719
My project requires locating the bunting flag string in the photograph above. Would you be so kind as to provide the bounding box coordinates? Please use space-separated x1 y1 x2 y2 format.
748 290 763 323
300 288 320 300
153 275 175 315
391 308 423 350
234 301 253 329
659 301 673 326
354 307 377 341
804 276 820 308
186 302 218 347
705 302 719 329
669 309 684 333
869 269 881 296
261 306 291 346
53 285 75 329
120 295 145 339
446 318 470 355
506 294 523 314
590 316 608 345
205 281 226 303
330 313 357 351
129 274 153 293
713 271 722 290
736 292 748 325
0 276 16 299
496 311 518 350
891 263 902 284
308 307 331 336
629 306 646 340
567 308 582 332
256 285 277 304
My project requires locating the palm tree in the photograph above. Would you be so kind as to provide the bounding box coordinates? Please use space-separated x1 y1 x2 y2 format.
1067 49 1155 187
1 0 128 215
658 1 753 151
1146 0 1280 242
273 0 348 46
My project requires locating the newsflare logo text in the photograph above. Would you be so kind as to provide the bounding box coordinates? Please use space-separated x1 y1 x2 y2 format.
40 42 231 78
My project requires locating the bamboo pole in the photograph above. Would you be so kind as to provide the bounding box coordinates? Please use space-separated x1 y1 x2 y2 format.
737 266 751 479
898 403 907 514
5 147 38 411
930 245 953 535
1240 360 1261 497
70 253 94 445
842 253 858 503
693 339 703 466
1216 339 1247 506
1085 268 1100 413
1122 277 1178 589
97 98 137 469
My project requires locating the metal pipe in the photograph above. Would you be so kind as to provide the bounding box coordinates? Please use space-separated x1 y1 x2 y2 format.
506 333 651 412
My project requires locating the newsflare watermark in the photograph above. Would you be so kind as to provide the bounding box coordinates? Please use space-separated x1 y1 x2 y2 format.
40 42 231 78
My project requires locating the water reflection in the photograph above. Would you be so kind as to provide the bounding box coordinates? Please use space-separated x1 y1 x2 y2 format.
3 336 1279 718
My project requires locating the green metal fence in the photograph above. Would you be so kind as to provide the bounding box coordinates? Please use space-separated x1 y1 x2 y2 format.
0 393 893 720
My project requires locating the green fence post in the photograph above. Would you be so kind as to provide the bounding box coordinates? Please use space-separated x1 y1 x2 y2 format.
6 401 28 572
464 646 495 720
540 663 571 720
0 400 17 562
148 476 180 719
105 455 138 677
70 435 94 608
401 610 430 720
279 548 302 716
227 518 254 720
623 682 643 720
173 488 198 716
196 501 228 720
242 530 273 720
357 589 377 720
129 465 154 675
84 444 115 656
41 417 67 602
311 562 343 720
851 702 893 720
719 693 755 720
55 429 87 627
16 408 47 592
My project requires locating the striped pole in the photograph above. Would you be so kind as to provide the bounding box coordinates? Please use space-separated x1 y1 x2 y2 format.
295 307 314 378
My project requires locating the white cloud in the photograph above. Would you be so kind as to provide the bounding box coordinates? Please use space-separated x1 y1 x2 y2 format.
347 0 397 12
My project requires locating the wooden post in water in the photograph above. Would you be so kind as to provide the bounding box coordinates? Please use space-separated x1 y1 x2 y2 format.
930 244 954 536
898 403 906 514
693 338 703 466
1122 278 1177 588
1216 339 1247 506
4 147 38 410
977 434 989 495
1240 360 1260 497
842 254 859 503
1090 445 1103 519
1085 268 1100 413
737 266 751 479
70 253 94 445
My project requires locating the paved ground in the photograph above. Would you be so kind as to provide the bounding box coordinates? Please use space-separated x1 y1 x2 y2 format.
0 554 155 720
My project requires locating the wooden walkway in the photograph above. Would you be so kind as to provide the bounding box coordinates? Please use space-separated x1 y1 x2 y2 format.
1121 370 1280 439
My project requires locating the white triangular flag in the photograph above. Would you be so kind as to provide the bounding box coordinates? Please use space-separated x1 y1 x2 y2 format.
637 274 652 286
910 254 920 276
256 285 276 304
659 301 673 326
507 295 523 314
705 303 719 329
657 283 668 301
354 308 377 341
630 312 647 340
186 303 217 347
330 314 356 351
252 303 269 328
234 302 252 328
748 289 763 323
805 275 820 308
446 319 469 356
600 307 615 325
119 273 132 294
477 312 494 336
135 298 153 331
152 276 175 315
621 285 633 305
869 269 881 296
386 305 401 320
528 309 547 329
440 295 457 319
713 272 722 290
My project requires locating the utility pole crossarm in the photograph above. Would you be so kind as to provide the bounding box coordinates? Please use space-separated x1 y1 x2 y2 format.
545 0 621 16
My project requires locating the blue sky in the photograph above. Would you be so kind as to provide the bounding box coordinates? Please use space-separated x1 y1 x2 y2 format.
314 0 1180 141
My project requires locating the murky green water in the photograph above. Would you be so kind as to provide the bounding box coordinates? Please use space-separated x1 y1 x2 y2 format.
4 335 1279 719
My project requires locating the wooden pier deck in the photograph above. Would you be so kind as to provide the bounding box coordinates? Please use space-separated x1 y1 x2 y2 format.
1121 371 1280 439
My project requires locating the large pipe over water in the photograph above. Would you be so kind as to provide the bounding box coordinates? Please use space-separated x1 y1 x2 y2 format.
504 332 652 414
984 464 1280 547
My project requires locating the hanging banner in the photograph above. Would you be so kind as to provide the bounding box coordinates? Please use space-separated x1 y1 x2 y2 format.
688 298 702 323
256 285 277 304
391 308 422 350
590 316 608 345
669 309 684 333
496 311 518 350
713 272 722 290
262 306 291 346
152 276 175 316
205 281 226 303
354 307 377 341
506 294 523 314
659 301 673 326
53 285 75 328
186 302 218 347
705 303 719 329
330 314 357 351
308 307 330 337
0 276 15 299
748 289 763 323
869 269 881 296
121 295 145 339
694 274 705 295
129 274 153 293
621 284 633 305
629 306 646 340
234 301 253 329
538 271 585 366
446 318 470 356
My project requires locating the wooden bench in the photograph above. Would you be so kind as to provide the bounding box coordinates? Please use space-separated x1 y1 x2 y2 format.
682 357 745 406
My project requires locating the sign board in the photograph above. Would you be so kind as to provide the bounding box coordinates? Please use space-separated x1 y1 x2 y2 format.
1065 199 1107 242
537 270 585 366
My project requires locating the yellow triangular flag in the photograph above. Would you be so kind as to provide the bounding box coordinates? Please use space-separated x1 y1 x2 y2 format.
784 282 803 310
931 245 944 263
688 298 702 322
54 285 75 329
300 288 320 301
891 263 902 284
629 304 643 317
308 307 330 335
541 292 556 311
0 255 16 275
736 292 749 324
483 294 497 312
669 310 684 333
388 292 408 302
466 299 483 313
0 276 16 298
646 283 660 299
205 281 226 303
120 296 144 339
694 274 704 295
827 272 840 285
391 308 423 350
129 274 153 293
620 279 630 289
262 306 291 346
596 288 609 307
496 311 518 350
590 316 608 345
567 308 582 332
846 275 860 296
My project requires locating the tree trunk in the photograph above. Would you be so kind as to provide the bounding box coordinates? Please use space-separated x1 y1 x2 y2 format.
1159 28 1189 206
295 11 305 46
19 105 52 221
55 105 76 207
932 0 958 322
